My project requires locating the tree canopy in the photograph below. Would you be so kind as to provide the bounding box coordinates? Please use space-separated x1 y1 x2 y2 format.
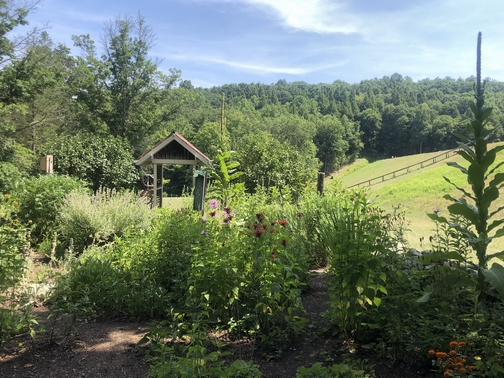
2 4 504 197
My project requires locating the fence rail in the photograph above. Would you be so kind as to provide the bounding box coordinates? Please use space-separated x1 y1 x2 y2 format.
347 148 460 189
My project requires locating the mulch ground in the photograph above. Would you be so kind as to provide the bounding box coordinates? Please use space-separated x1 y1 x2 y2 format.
0 269 437 378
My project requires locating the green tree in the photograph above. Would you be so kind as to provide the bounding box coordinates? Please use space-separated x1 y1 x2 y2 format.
313 115 348 173
358 108 382 155
71 14 181 152
50 134 138 191
0 0 49 168
410 103 434 154
237 131 318 200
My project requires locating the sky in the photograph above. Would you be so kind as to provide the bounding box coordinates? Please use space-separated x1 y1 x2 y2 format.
20 0 504 88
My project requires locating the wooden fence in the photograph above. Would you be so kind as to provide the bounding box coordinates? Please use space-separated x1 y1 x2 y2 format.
347 148 460 189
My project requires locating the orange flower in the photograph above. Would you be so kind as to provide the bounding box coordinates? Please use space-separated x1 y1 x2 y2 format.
458 342 466 347
449 350 457 357
428 350 436 355
458 367 466 375
436 352 448 359
444 369 453 377
450 341 458 347
468 366 476 371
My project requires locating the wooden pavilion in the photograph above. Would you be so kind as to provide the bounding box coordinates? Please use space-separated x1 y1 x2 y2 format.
135 132 211 208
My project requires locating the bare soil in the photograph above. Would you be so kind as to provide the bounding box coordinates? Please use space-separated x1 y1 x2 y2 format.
0 269 437 378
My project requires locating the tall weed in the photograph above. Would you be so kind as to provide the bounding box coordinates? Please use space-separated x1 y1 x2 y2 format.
316 189 393 336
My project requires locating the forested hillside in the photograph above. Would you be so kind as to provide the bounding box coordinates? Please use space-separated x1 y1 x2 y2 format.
2 1 504 195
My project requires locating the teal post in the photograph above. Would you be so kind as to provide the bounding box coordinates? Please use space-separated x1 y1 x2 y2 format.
193 170 206 211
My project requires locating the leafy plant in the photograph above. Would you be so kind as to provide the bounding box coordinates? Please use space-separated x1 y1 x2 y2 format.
142 312 263 377
14 174 85 243
316 189 389 336
428 33 504 306
0 193 37 344
206 149 245 209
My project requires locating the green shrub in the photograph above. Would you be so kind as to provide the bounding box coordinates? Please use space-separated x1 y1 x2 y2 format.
51 208 201 318
14 174 85 243
0 162 23 194
0 193 29 291
58 187 152 253
0 193 34 344
50 240 170 319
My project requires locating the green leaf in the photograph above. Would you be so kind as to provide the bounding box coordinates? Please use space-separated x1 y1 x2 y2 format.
468 162 484 189
442 177 475 200
453 133 470 143
458 143 476 160
427 213 448 224
481 149 496 172
490 205 504 219
489 173 504 188
481 186 499 212
417 292 431 303
443 193 458 202
488 218 504 233
482 107 493 121
482 263 504 298
232 287 239 298
488 161 504 178
493 226 504 239
469 102 478 115
487 251 504 260
448 202 479 227
446 161 468 174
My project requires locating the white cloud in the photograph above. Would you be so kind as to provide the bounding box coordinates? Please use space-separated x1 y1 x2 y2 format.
168 53 345 75
239 0 361 34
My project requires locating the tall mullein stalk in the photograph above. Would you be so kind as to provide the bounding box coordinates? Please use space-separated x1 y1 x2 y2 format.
430 32 504 308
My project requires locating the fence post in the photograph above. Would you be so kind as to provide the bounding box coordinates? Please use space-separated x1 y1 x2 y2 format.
317 172 325 195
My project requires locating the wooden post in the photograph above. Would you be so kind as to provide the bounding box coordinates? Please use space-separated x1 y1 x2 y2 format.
39 155 53 173
153 163 158 208
153 163 163 208
156 164 163 208
317 172 325 195
193 170 206 211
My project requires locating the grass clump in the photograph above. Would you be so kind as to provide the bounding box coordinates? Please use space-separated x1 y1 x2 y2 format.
59 187 152 253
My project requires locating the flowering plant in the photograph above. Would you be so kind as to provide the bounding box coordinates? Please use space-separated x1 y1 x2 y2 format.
429 341 477 377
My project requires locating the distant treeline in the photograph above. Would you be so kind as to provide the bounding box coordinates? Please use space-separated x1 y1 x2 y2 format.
179 74 504 173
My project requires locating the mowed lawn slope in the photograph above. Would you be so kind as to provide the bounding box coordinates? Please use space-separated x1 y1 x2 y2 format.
331 143 504 254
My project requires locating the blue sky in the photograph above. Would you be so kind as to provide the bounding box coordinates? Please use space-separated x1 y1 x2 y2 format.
22 0 504 87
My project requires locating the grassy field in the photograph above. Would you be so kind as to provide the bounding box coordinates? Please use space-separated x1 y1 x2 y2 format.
163 196 192 209
330 143 504 254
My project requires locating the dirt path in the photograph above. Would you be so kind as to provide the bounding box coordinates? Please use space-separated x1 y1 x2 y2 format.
0 269 435 378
